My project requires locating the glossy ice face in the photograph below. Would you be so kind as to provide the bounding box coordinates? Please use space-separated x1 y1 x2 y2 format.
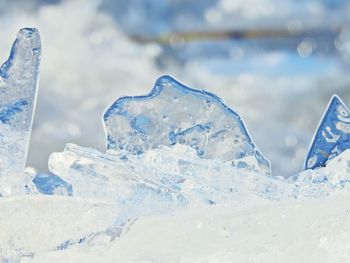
0 28 41 196
103 75 270 175
305 95 350 170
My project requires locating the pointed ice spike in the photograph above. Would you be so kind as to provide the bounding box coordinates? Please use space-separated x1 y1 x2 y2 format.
305 95 350 170
0 28 41 196
103 75 270 175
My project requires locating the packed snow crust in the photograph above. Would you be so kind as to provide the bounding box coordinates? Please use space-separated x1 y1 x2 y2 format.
21 193 350 263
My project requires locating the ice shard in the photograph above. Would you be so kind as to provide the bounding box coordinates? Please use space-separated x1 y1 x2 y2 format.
103 75 270 175
48 143 185 226
48 143 288 210
0 28 41 196
305 95 350 170
48 143 184 202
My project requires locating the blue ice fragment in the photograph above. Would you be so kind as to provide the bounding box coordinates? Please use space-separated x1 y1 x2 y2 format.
103 75 270 174
305 95 350 170
33 173 73 196
0 99 29 125
0 28 41 196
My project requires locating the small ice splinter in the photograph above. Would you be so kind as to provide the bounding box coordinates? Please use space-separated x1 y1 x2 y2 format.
305 95 350 170
0 28 41 196
103 75 270 175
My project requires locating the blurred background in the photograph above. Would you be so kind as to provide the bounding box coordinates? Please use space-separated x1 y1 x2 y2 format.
0 0 349 177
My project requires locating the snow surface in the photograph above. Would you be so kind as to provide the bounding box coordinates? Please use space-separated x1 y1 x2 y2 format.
23 193 350 263
0 196 119 262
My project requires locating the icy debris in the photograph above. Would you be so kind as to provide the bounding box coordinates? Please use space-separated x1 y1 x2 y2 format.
48 143 184 221
103 75 270 175
49 143 288 209
0 28 40 196
305 95 350 170
7 153 350 262
293 149 350 198
133 145 288 202
0 196 119 262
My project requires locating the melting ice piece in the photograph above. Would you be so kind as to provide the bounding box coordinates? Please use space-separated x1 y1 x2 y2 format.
103 75 270 175
48 143 184 216
48 143 287 213
48 143 186 235
305 95 350 170
0 28 41 196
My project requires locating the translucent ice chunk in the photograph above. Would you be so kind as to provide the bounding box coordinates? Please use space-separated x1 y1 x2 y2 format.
49 143 288 207
48 143 184 224
0 28 41 196
305 95 350 170
103 75 270 175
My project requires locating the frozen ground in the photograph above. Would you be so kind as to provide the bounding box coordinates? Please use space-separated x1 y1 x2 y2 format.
20 193 350 263
1 0 350 262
